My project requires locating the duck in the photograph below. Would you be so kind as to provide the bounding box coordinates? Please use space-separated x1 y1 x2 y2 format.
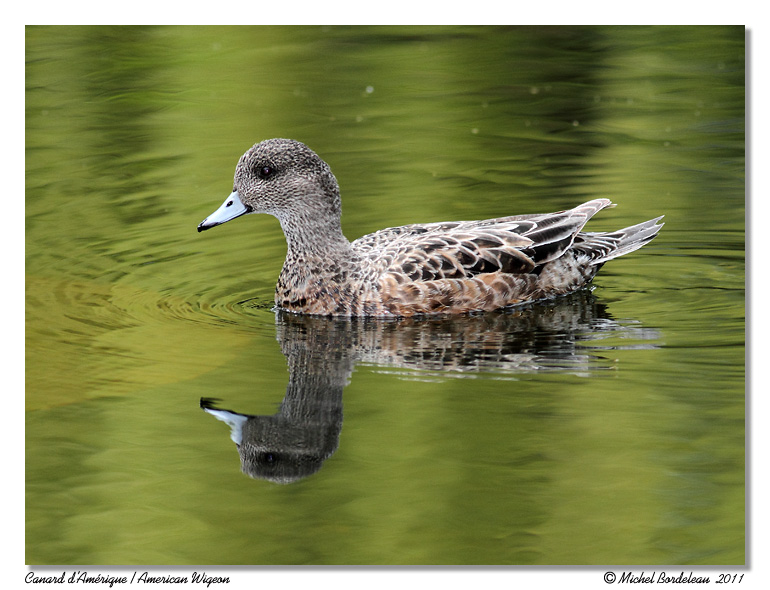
198 138 663 317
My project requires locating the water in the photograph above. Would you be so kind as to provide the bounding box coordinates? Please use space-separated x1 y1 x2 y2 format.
25 25 744 565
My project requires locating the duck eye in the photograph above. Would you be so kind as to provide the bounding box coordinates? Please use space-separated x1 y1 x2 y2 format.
257 166 273 179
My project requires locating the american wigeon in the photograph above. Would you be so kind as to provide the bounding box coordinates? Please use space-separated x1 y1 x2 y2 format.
198 139 663 316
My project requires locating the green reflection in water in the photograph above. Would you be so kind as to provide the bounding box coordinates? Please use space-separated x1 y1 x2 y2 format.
26 25 743 565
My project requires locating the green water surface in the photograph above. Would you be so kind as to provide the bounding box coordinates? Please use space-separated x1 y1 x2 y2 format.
25 25 744 565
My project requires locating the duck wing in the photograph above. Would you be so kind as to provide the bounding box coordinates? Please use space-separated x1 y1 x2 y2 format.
351 198 614 282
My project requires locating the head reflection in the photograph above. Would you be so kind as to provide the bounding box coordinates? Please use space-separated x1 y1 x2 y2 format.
201 397 342 484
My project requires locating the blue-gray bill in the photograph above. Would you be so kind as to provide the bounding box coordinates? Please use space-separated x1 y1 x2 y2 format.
197 190 252 232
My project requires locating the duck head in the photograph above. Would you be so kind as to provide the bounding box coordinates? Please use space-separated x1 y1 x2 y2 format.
197 138 341 232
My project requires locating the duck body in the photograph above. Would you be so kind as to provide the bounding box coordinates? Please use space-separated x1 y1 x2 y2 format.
198 139 663 317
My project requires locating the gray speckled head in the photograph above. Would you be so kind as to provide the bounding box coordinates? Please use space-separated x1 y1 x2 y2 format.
233 138 342 221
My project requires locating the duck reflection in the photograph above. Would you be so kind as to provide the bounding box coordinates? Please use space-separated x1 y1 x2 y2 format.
200 317 351 484
201 291 658 484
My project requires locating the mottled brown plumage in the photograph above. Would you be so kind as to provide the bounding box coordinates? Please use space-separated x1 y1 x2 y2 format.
198 139 663 317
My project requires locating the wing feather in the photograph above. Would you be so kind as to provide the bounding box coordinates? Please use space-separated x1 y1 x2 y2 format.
350 198 615 282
